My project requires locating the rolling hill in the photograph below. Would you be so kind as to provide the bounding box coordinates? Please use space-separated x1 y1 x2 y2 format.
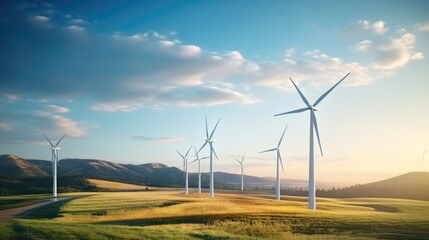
1 154 428 200
319 172 429 201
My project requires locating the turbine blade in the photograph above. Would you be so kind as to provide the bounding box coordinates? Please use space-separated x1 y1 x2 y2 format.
205 116 209 139
277 125 288 148
209 118 221 140
43 133 54 147
54 134 65 148
242 152 246 163
311 111 324 156
313 72 350 106
260 148 277 153
185 146 192 158
234 158 241 164
422 144 427 161
278 151 284 172
194 145 199 158
176 151 185 159
189 158 199 164
197 142 207 154
274 107 309 117
290 77 310 107
212 146 219 160
200 156 209 160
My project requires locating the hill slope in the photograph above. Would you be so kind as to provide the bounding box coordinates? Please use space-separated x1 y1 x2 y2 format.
320 172 429 201
0 155 47 178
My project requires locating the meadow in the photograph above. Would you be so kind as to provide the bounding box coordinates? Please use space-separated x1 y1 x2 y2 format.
1 188 428 239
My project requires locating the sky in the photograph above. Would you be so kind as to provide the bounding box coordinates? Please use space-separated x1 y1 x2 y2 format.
1 0 428 184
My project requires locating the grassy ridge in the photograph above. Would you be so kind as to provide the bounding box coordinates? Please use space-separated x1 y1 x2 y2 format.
1 191 428 239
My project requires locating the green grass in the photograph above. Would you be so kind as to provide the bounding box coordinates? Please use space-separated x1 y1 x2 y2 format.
1 191 429 239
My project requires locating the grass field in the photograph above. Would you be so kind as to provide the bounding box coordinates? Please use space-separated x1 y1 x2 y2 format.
1 189 428 239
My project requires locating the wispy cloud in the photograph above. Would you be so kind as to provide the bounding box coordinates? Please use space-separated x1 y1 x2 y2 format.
131 136 184 143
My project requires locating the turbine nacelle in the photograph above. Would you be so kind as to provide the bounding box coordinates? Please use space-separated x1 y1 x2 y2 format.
310 106 319 111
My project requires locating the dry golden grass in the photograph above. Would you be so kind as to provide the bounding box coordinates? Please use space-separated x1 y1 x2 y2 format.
87 179 151 191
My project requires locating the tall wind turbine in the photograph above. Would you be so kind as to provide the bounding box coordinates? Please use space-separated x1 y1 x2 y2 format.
198 116 220 198
274 72 350 210
234 153 245 191
260 125 287 201
189 146 209 194
43 133 65 198
177 146 192 195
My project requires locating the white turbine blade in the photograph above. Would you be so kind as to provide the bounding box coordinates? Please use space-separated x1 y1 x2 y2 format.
290 77 310 107
212 147 219 160
185 146 192 158
234 158 241 164
205 116 209 139
197 142 208 154
260 148 277 153
277 125 288 148
209 118 221 140
278 151 284 172
194 145 199 158
200 156 209 160
54 134 65 148
311 111 324 156
313 72 350 107
241 153 246 163
422 144 427 161
176 151 185 160
274 107 309 117
43 133 54 148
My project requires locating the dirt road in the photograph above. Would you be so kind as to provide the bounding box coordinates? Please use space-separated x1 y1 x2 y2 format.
0 197 71 220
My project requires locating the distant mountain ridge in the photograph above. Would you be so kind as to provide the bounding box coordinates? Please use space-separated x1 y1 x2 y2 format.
2 154 429 201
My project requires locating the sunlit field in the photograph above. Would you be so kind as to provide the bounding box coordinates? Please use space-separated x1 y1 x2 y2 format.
1 189 428 239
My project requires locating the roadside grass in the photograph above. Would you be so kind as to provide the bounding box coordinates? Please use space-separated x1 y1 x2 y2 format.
1 191 429 239
87 179 152 191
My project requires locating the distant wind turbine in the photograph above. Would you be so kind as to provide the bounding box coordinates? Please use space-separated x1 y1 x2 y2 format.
189 146 209 194
260 125 288 201
177 146 192 195
43 133 65 198
274 72 350 210
198 116 220 198
234 153 245 191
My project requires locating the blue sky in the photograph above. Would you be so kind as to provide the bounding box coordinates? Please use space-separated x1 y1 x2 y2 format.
1 0 428 184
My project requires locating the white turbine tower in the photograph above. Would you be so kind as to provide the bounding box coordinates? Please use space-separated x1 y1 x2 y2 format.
234 153 245 191
260 125 288 201
177 146 192 195
189 146 209 194
198 116 220 198
274 72 350 210
43 133 65 198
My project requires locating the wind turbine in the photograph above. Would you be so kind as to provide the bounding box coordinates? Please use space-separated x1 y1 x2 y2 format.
189 146 209 194
43 133 65 198
177 146 192 195
260 125 287 201
197 116 220 198
234 153 245 191
274 72 350 210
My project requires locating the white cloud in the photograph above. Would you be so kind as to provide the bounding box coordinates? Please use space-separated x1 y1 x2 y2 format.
30 15 50 23
131 136 184 143
67 25 85 32
414 21 429 31
372 21 388 35
255 50 373 88
158 39 180 47
355 40 372 52
371 33 423 70
180 45 201 57
70 18 85 25
47 104 70 113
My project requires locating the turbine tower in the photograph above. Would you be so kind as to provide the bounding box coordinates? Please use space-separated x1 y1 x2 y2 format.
43 133 65 198
274 72 350 210
260 125 287 201
189 146 209 194
198 116 220 198
234 153 245 191
177 146 192 195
